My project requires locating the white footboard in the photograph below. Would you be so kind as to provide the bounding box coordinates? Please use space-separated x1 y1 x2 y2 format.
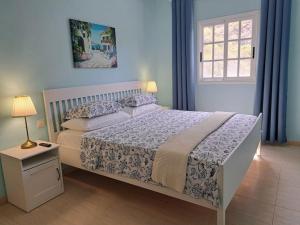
217 113 262 225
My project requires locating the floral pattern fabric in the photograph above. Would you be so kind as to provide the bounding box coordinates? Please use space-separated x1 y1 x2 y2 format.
119 94 157 107
80 110 257 207
65 100 121 119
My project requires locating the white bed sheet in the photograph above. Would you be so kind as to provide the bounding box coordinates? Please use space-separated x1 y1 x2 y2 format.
57 130 84 150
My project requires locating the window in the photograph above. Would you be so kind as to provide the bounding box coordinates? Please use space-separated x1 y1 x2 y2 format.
198 11 259 83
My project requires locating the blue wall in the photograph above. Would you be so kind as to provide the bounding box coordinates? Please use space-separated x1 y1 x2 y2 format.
0 0 154 198
151 0 300 142
1 0 300 199
194 0 260 114
150 0 260 113
143 0 172 107
195 0 300 141
287 0 300 141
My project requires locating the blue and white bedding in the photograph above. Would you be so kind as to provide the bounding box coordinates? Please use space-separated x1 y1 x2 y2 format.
80 109 257 206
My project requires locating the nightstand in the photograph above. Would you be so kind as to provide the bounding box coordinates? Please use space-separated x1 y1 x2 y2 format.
0 141 64 212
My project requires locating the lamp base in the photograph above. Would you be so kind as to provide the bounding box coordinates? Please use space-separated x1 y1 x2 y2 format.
21 139 37 149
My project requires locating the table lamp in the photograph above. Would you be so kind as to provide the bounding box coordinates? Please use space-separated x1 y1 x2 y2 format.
146 81 158 94
11 96 37 149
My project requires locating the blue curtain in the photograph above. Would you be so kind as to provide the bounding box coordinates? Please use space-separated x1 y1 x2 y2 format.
254 0 292 143
172 0 195 111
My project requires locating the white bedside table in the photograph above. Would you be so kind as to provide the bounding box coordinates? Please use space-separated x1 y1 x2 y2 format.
0 140 64 212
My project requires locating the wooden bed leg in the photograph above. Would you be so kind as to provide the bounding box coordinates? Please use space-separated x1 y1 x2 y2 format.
256 141 261 156
217 208 225 225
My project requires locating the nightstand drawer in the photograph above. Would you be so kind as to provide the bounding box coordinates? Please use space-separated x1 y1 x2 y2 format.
23 159 63 211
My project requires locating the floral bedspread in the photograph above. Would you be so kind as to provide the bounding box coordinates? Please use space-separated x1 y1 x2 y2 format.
80 110 257 206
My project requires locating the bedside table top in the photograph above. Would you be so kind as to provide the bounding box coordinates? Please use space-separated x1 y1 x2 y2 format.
0 140 59 160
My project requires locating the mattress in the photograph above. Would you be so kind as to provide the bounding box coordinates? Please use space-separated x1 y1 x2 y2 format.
79 109 257 206
57 130 84 150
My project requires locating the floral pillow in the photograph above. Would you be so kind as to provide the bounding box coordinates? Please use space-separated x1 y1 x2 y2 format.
65 100 121 120
119 94 157 107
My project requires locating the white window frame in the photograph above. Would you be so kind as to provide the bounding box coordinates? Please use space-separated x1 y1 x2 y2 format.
198 11 260 84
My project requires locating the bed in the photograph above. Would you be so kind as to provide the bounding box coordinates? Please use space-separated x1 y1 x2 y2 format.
43 81 262 225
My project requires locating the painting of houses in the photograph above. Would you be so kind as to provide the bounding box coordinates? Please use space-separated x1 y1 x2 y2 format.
69 19 117 68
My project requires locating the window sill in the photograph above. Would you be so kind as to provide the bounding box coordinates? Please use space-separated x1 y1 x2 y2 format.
198 80 256 85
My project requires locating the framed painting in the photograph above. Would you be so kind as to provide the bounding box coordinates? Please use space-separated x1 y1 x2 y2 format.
69 19 118 68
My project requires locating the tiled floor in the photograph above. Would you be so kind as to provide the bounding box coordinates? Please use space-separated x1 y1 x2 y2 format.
0 145 299 225
230 144 300 225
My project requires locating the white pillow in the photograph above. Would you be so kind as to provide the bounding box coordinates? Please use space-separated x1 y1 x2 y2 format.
121 104 162 117
61 111 130 131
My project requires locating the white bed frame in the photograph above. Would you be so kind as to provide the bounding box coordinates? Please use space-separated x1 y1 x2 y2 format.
43 81 262 225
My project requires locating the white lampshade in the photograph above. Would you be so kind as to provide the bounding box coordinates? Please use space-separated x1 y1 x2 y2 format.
11 96 37 117
146 81 158 93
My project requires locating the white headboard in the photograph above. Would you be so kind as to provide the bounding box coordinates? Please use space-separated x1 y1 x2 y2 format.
43 81 145 143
